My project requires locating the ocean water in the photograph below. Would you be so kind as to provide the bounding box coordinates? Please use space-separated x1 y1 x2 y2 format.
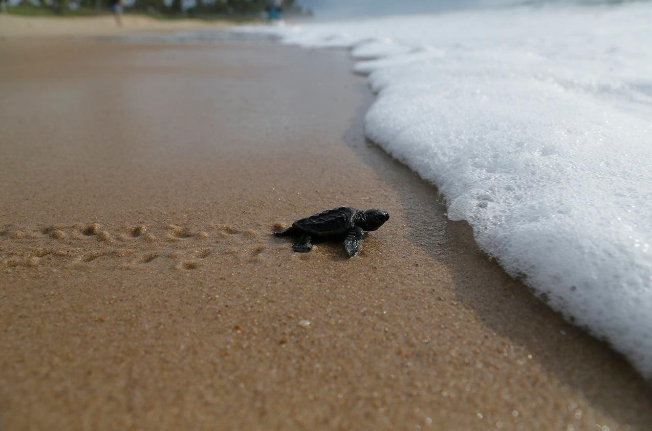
241 2 652 379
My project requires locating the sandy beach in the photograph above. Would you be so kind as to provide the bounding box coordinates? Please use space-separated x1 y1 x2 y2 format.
1 34 651 430
0 14 232 39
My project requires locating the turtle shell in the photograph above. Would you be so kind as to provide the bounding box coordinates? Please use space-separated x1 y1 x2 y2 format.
293 207 358 237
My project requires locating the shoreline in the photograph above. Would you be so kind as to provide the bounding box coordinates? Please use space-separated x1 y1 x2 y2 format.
271 5 652 383
1 37 651 430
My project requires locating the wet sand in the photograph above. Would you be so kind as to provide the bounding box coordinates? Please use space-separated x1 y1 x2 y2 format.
1 38 651 430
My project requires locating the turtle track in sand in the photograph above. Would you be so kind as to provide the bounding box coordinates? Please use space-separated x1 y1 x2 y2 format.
0 222 284 272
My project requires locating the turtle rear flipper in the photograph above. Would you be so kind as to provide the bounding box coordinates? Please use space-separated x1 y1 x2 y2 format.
274 226 297 236
344 227 364 257
292 234 313 253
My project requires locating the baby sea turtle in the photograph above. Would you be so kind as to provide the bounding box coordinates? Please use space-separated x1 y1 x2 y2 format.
274 207 389 257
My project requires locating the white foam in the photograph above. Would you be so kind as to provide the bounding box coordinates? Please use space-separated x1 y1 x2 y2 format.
242 3 652 379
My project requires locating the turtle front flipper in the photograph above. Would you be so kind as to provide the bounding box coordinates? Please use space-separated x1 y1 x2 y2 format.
292 234 313 253
344 227 364 257
274 226 297 236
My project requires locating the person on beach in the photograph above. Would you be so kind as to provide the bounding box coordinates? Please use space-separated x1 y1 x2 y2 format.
265 0 283 22
109 0 125 27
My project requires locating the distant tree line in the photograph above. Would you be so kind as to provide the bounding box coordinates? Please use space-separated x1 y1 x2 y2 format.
3 0 312 18
133 0 309 16
184 0 310 18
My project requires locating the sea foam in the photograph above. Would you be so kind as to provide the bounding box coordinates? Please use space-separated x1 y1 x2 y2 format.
243 3 652 379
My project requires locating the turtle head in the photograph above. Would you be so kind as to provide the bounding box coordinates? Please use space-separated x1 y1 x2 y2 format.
359 209 390 231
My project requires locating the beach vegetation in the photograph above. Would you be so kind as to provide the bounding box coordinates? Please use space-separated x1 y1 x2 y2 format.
2 0 312 20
